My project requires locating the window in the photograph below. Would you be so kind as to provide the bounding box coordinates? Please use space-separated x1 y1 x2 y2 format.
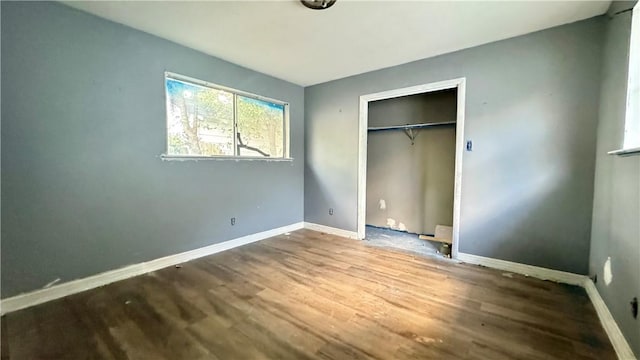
623 4 640 150
164 72 289 159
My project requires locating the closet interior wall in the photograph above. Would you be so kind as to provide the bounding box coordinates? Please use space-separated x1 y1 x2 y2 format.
366 89 457 236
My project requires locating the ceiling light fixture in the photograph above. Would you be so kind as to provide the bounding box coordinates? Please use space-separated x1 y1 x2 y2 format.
300 0 337 10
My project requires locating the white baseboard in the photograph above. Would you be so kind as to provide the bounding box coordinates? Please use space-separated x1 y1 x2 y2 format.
304 222 360 239
457 252 588 286
3 229 635 359
0 222 304 315
584 279 637 360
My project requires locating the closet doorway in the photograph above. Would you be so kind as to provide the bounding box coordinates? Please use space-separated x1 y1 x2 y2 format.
357 78 466 258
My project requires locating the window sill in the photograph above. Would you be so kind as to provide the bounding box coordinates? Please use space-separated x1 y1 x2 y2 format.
161 154 294 162
607 147 640 156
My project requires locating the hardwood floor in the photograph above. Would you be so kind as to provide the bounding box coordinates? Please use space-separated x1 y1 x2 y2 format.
1 229 615 359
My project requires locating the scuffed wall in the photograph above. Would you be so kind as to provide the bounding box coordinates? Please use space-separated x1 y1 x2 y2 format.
589 2 639 355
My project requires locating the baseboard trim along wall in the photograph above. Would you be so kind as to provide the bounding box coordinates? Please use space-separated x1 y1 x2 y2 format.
583 279 637 360
0 222 305 315
458 252 636 359
457 252 587 286
2 228 635 359
303 222 360 239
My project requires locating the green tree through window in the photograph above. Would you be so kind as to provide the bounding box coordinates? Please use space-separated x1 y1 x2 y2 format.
165 73 287 158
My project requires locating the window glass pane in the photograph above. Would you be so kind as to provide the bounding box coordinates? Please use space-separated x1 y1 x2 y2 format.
166 77 234 156
236 95 285 158
624 5 640 149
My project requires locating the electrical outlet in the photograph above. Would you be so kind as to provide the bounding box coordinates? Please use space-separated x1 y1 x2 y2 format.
230 217 236 226
329 208 334 216
466 140 473 151
631 297 638 319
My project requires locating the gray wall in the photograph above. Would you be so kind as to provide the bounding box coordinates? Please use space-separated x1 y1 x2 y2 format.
366 90 456 235
305 17 604 274
589 3 639 355
1 2 304 298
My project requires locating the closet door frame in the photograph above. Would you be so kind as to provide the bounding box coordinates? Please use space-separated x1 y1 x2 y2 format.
357 77 466 259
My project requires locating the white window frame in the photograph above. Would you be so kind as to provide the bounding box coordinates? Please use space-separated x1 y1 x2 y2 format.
162 72 292 161
609 4 640 156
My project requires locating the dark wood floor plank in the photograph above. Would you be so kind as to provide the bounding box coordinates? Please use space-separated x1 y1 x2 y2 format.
0 318 9 360
66 292 129 360
1 229 616 359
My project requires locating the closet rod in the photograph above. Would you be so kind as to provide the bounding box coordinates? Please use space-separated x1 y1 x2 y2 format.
367 121 456 132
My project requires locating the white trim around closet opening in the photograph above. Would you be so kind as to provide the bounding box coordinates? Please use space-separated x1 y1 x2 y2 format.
357 78 466 259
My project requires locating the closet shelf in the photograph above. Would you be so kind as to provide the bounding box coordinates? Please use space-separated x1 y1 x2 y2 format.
368 121 456 145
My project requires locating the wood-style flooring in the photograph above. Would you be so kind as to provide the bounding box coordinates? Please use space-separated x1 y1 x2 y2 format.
1 229 615 359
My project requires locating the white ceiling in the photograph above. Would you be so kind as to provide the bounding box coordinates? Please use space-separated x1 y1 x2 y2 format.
63 1 611 86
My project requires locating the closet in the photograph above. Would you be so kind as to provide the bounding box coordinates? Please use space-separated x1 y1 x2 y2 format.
365 88 457 255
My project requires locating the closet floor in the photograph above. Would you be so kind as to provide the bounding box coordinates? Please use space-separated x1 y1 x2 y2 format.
364 226 446 258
